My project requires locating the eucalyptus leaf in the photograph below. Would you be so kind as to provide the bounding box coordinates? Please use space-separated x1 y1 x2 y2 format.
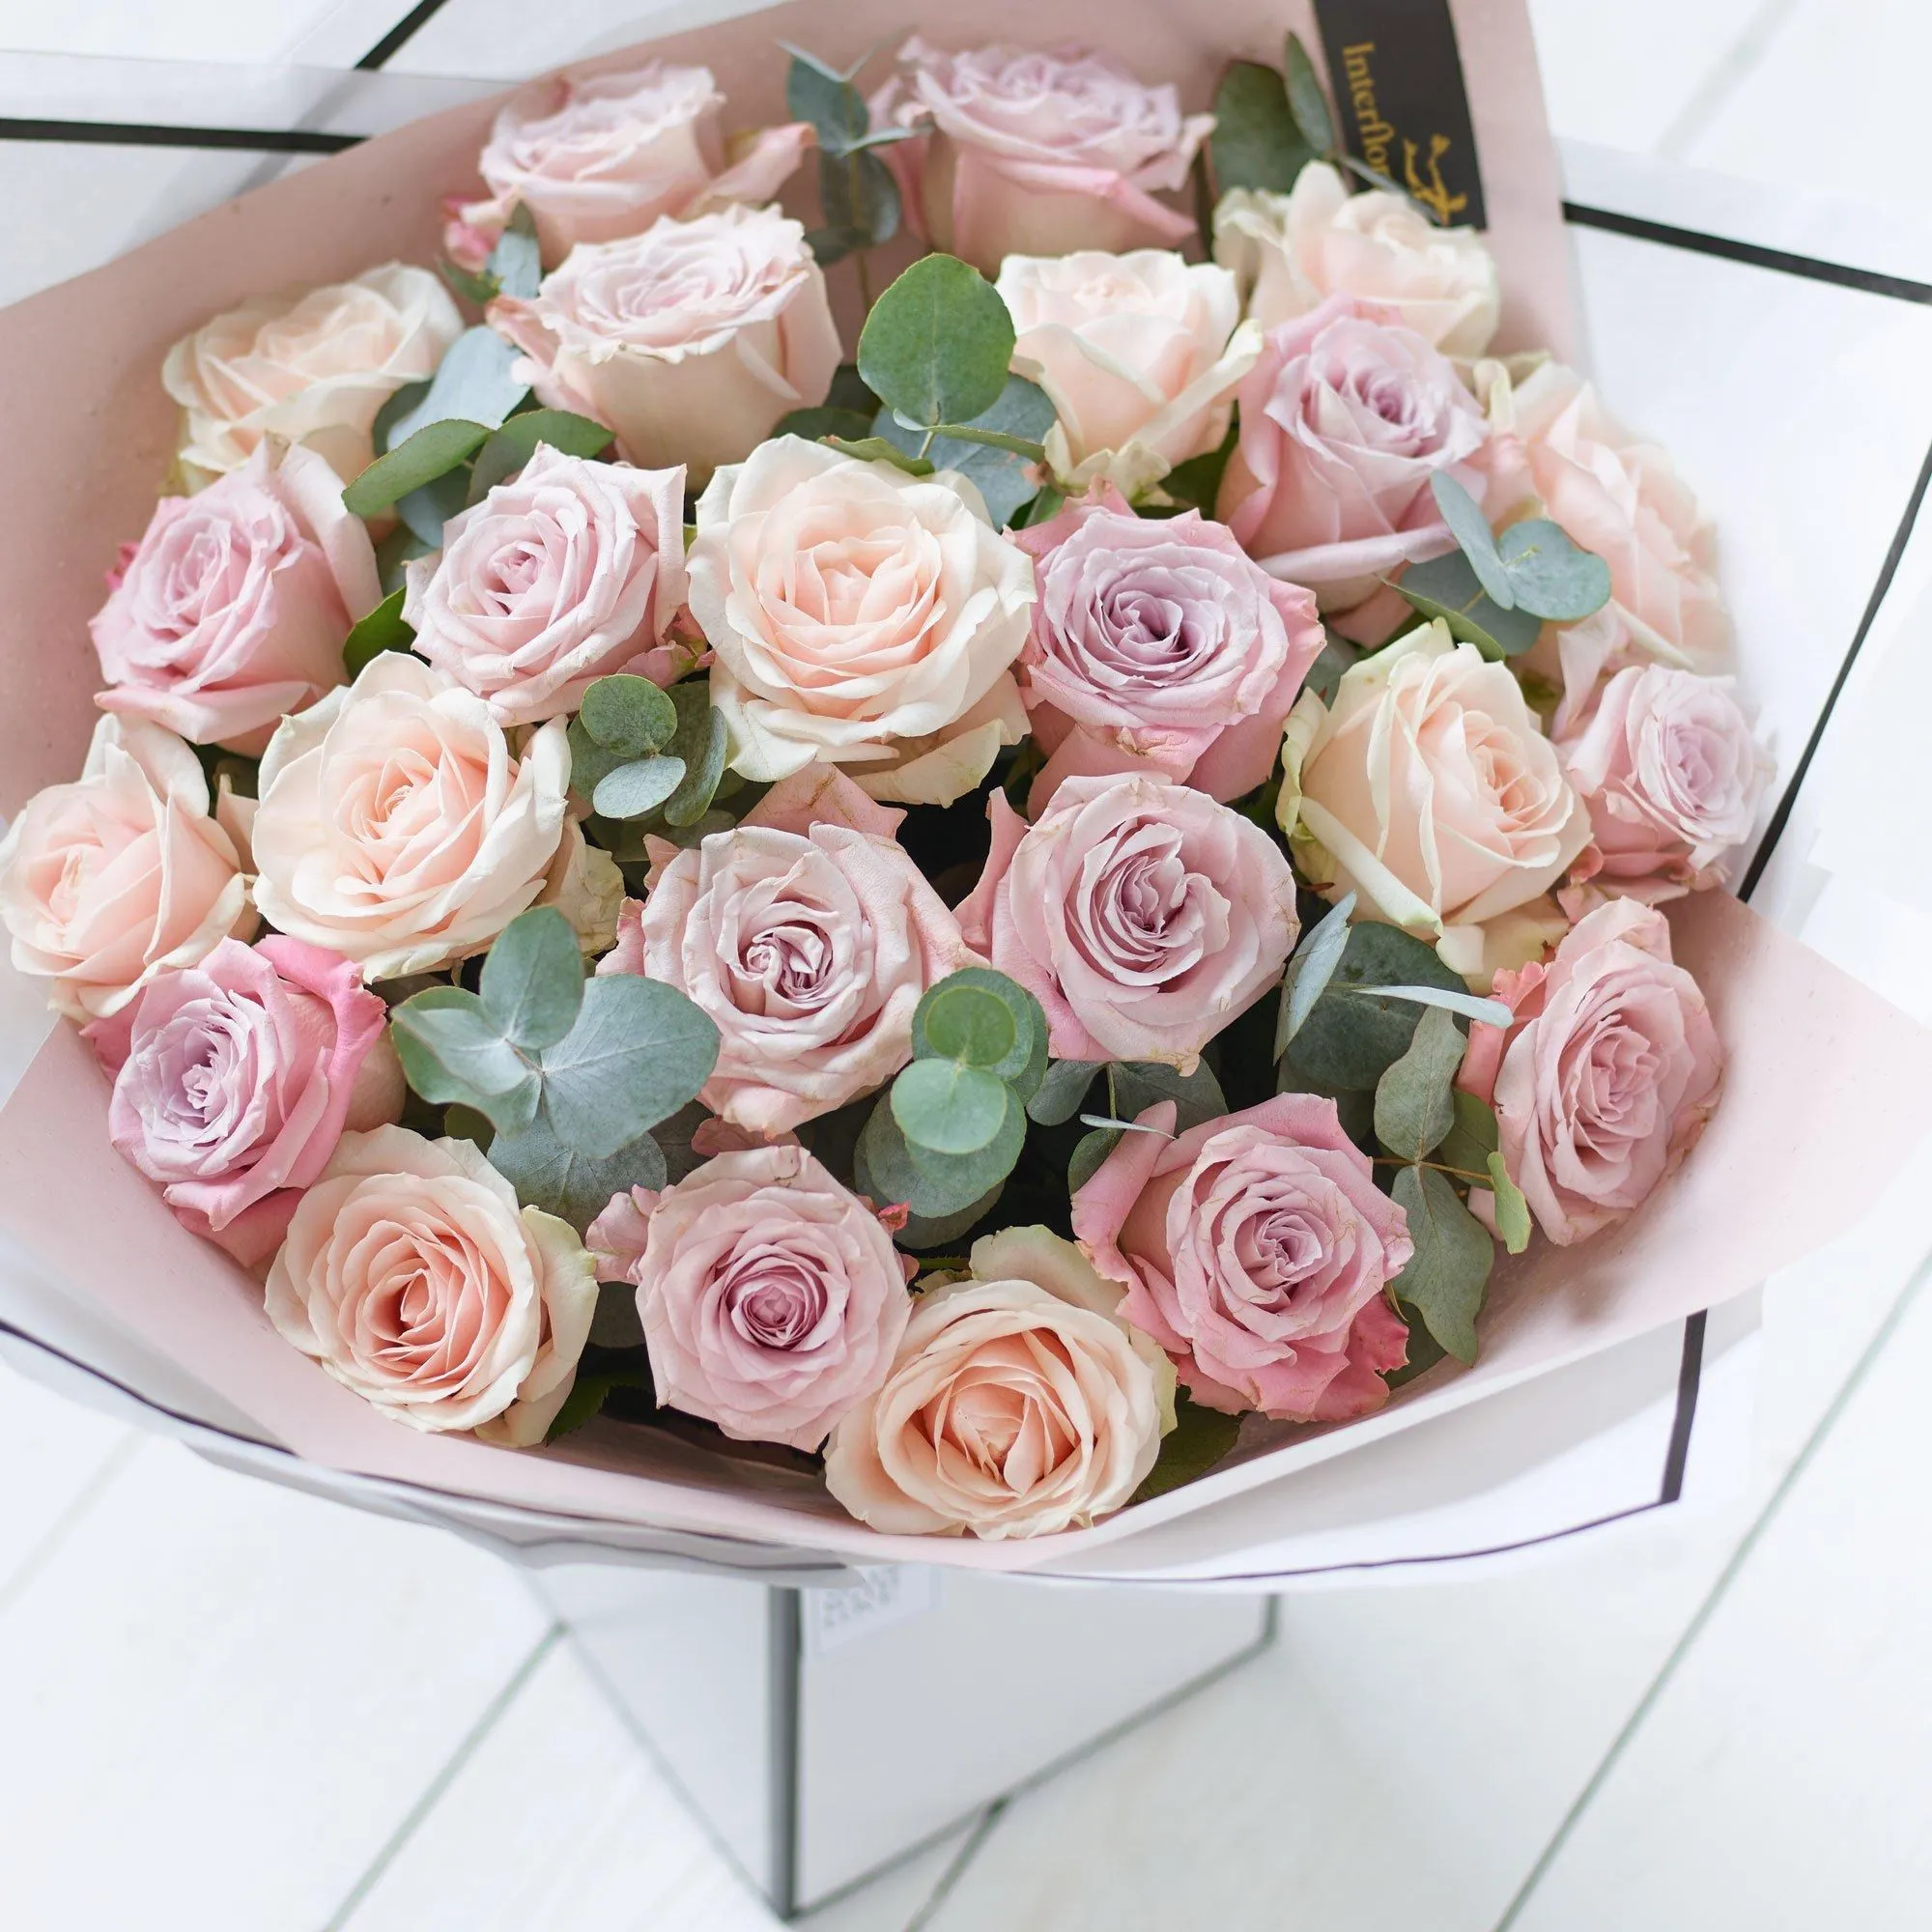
872 375 1054 527
593 755 688 820
1389 1164 1492 1364
1435 1088 1501 1178
1275 890 1357 1059
858 254 1014 432
373 379 431 456
389 987 540 1131
892 1060 1015 1156
442 1104 496 1150
1283 921 1467 1091
911 968 1037 1081
905 1093 1027 1206
488 1116 668 1233
1486 1151 1534 1255
1497 519 1613 622
1354 984 1513 1028
1157 424 1237 514
663 687 727 827
1131 1397 1244 1503
1027 1059 1101 1126
1304 637 1360 703
342 587 414 676
1388 553 1544 660
783 43 869 148
1283 31 1338 156
857 1096 1021 1219
343 419 490 519
478 906 584 1052
394 467 471 549
1066 1124 1123 1196
777 405 876 443
580 673 677 755
1114 1061 1228 1131
893 1186 1007 1252
537 975 721 1159
374 523 434 598
1078 1114 1174 1137
385 327 528 444
1431 472 1514 609
1373 1007 1463 1163
487 207 542 301
805 225 872 267
468 409 613 501
826 436 934 475
1209 60 1316 196
565 718 629 800
817 146 900 247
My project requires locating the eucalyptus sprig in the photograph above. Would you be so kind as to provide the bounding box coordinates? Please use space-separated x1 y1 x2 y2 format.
567 673 727 832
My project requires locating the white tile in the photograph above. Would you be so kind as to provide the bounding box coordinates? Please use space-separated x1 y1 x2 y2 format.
0 1355 129 1601
0 1435 550 1932
0 0 342 66
1510 1258 1932 1931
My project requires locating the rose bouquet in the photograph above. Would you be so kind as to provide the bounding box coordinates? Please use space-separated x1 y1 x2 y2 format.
0 20 1913 1562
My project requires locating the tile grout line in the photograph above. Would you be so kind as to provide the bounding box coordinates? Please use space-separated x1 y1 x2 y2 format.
320 1620 564 1932
0 1429 140 1623
900 1802 1008 1932
1654 0 1807 161
1490 1246 1932 1931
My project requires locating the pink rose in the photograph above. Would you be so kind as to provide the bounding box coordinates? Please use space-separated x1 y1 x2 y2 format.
91 441 379 754
955 773 1298 1068
602 765 980 1134
265 1126 598 1444
1073 1094 1412 1421
1012 486 1324 808
402 445 688 725
1557 666 1772 910
872 38 1210 275
1487 898 1722 1246
1212 163 1500 358
82 936 403 1266
0 715 252 1021
823 1224 1171 1538
489 204 840 479
587 1144 913 1453
446 61 811 269
1217 295 1489 622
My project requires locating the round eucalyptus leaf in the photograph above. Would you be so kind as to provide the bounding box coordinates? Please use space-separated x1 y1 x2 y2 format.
580 674 677 756
479 906 585 1052
857 254 1014 431
1498 519 1614 622
916 981 1017 1071
892 1060 1014 1155
663 691 727 827
910 966 1037 1081
592 754 688 821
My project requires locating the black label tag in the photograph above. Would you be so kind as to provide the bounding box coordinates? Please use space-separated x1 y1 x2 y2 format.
1311 0 1488 229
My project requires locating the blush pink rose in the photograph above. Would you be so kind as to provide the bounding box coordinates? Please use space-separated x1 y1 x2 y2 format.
587 1143 913 1453
1486 898 1722 1246
1217 294 1489 622
823 1224 1171 1538
489 204 841 479
91 440 380 754
82 936 403 1266
1012 485 1324 809
403 445 689 725
954 772 1298 1069
0 715 252 1021
1557 665 1772 910
446 61 811 270
871 38 1210 275
265 1126 597 1444
602 765 980 1134
1073 1094 1412 1421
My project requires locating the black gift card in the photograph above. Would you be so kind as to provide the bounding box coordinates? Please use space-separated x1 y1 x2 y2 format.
1311 0 1488 229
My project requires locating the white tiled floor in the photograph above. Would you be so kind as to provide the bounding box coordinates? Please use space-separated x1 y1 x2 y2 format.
2 3 1931 1928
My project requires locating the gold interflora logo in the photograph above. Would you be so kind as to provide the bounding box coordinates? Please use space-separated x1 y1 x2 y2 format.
1338 41 1469 224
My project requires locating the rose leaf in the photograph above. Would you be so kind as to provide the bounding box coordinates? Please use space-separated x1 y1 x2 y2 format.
1374 1006 1464 1164
1497 519 1614 623
488 1116 668 1234
1210 59 1316 196
858 253 1015 432
389 986 540 1132
1487 1151 1534 1255
1130 1397 1244 1503
580 673 677 757
342 587 415 677
1275 889 1357 1060
479 906 585 1053
1027 1059 1102 1127
592 755 688 821
892 1059 1015 1156
1389 1163 1492 1365
537 976 721 1158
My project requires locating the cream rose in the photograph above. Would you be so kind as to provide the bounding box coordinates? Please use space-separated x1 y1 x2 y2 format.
402 445 688 725
163 265 462 487
604 766 980 1134
446 61 811 269
265 1126 596 1444
489 204 841 479
1213 164 1500 358
249 653 569 980
823 1224 1173 1539
1284 620 1589 980
0 715 252 1020
690 437 1036 806
998 250 1260 495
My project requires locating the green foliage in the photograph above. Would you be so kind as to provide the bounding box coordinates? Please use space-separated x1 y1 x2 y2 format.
1435 1088 1501 1178
892 1060 1016 1155
1131 1397 1245 1503
489 1117 668 1235
468 409 613 501
537 976 721 1159
1111 1060 1228 1130
569 675 724 831
1487 1152 1533 1255
488 205 543 301
914 976 1023 1074
581 674 677 755
776 405 876 444
389 986 541 1131
872 374 1055 527
1389 1164 1492 1364
858 254 1015 432
1156 424 1238 515
1304 637 1360 703
1431 471 1517 608
662 683 727 827
1283 32 1338 155
783 43 908 266
1411 473 1612 641
545 1350 657 1441
478 905 583 1052
856 1095 1020 1223
1389 552 1543 659
1027 1059 1102 1126
1374 1007 1463 1164
593 754 687 821
1209 61 1317 196
1353 983 1513 1028
342 587 415 676
1281 921 1467 1092
1067 1124 1123 1196
343 419 490 519
385 327 528 446
1496 519 1613 622
1275 890 1357 1060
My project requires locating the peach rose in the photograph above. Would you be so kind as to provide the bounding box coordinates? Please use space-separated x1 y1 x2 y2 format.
1217 294 1489 620
872 39 1210 275
1285 621 1589 979
83 936 403 1267
1213 164 1500 358
1011 485 1325 808
402 445 688 725
586 1144 913 1453
265 1126 596 1444
249 653 569 980
1073 1094 1412 1420
690 437 1036 806
1558 666 1772 910
0 715 252 1021
823 1224 1172 1538
1483 899 1722 1246
163 265 462 487
446 61 811 269
1482 361 1728 700
955 773 1298 1068
91 440 379 754
602 766 980 1134
998 250 1259 496
489 204 840 479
